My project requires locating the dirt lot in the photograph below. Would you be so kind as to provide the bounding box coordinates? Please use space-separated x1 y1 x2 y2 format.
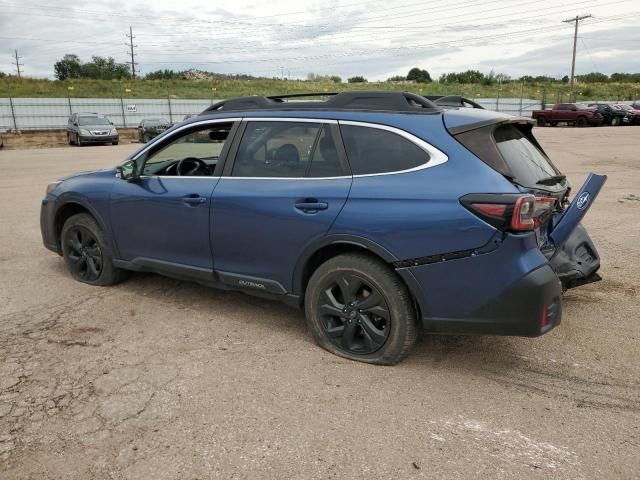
1 127 639 479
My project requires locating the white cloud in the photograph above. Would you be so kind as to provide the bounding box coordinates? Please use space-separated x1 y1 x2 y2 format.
0 0 638 80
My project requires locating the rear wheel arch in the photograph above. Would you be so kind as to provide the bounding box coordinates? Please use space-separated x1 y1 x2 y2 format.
293 236 400 298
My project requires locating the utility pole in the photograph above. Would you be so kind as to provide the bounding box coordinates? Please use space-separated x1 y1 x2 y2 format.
562 14 592 102
126 26 138 79
13 49 23 77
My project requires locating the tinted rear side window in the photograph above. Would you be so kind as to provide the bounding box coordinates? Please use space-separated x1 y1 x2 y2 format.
340 125 429 175
493 124 557 185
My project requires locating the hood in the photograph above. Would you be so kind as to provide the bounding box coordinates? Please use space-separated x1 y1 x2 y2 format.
58 167 115 182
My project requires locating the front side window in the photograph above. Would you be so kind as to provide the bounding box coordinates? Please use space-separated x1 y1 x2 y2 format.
142 123 232 176
233 122 337 178
340 125 430 175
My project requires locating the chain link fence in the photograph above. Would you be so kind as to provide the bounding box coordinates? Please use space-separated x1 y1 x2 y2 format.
1 95 628 131
0 97 217 131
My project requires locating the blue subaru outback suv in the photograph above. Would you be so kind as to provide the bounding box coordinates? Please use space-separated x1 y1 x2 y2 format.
41 92 606 364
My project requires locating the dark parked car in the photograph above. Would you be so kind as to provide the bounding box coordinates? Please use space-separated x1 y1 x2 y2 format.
138 118 172 143
613 104 640 125
587 103 630 126
41 92 606 365
532 103 603 127
67 113 119 146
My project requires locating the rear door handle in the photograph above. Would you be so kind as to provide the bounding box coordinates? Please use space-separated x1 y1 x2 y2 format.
295 200 328 213
182 194 207 206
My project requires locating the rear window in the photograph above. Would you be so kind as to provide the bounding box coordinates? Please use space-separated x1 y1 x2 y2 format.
340 125 429 175
493 125 557 186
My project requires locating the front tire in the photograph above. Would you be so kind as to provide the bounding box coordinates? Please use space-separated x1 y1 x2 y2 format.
576 116 588 127
61 213 128 286
304 253 417 365
611 116 621 126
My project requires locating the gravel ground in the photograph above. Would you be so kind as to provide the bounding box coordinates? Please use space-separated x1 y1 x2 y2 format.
0 127 639 479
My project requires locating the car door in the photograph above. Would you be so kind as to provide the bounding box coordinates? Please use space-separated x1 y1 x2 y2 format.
211 119 352 293
109 119 239 275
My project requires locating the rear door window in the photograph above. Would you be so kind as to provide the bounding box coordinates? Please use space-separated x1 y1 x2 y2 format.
233 122 318 178
339 124 429 175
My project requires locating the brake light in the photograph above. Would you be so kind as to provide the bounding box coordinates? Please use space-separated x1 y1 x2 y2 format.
471 203 507 217
532 196 557 227
463 194 557 232
511 195 535 230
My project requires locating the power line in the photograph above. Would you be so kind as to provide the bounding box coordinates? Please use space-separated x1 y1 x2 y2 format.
13 49 24 77
563 14 593 101
126 25 138 79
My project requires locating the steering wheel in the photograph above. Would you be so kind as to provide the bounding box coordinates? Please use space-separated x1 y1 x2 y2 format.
176 157 212 176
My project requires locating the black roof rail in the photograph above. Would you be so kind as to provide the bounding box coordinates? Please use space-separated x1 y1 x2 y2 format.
424 95 484 109
200 91 441 115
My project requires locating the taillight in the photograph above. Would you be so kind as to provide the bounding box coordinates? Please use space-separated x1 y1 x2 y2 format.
510 195 535 230
461 194 557 232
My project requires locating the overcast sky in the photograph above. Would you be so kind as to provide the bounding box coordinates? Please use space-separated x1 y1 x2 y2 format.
1 0 638 80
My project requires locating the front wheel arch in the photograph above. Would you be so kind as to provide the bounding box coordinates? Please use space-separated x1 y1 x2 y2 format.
54 201 112 255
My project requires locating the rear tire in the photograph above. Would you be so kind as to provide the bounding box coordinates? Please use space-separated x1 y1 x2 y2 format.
304 253 417 365
550 121 558 127
536 116 547 127
61 213 128 286
576 116 588 127
611 116 621 126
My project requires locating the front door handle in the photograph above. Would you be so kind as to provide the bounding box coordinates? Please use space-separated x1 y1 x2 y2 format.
182 194 207 206
295 199 328 213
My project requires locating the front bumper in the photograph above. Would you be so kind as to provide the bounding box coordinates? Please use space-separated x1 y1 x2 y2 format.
79 135 119 144
40 196 61 254
397 232 563 337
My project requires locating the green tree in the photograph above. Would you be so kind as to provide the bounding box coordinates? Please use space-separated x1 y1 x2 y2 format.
145 69 184 80
386 75 406 82
407 67 432 83
81 56 130 80
54 54 82 80
561 75 570 83
329 75 342 83
347 76 367 83
576 72 609 83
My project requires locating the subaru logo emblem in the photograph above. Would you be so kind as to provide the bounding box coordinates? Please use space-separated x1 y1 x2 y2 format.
576 192 590 210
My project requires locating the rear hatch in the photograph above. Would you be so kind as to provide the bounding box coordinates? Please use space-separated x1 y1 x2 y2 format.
444 110 606 288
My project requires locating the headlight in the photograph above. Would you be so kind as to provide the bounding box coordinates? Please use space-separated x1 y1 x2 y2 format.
46 181 61 195
110 128 117 135
80 129 90 136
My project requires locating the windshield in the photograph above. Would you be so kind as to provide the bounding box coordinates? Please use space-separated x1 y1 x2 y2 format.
79 116 110 126
146 119 168 126
494 125 558 186
575 103 590 109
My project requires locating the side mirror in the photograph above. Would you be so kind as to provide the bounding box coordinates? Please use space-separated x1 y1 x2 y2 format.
73 122 78 126
116 160 139 181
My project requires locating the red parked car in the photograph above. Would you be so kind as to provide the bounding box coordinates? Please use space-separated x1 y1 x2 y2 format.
532 103 603 127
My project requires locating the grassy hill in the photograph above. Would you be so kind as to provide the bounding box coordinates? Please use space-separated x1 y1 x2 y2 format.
1 77 638 102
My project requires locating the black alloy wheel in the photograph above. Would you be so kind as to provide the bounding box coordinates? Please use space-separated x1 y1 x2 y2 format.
318 273 391 355
63 226 103 282
305 253 417 365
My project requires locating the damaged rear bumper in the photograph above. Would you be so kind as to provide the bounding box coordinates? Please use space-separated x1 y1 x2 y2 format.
548 223 601 290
